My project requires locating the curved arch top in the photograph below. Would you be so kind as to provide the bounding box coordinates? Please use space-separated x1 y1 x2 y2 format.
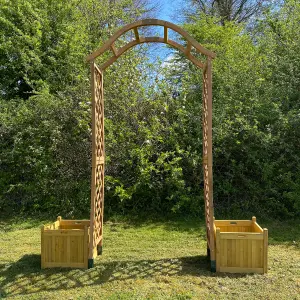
86 19 216 70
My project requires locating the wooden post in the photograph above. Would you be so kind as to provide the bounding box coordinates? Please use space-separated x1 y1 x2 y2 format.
89 61 105 268
207 58 215 267
89 61 96 267
98 66 105 255
203 58 215 272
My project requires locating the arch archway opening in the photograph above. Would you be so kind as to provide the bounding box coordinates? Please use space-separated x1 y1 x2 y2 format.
86 19 216 272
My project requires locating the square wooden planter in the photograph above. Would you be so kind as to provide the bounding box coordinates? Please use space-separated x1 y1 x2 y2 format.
214 217 268 274
41 217 91 269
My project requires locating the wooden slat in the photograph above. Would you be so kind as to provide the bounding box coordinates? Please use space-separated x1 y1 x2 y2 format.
232 239 236 266
185 42 192 55
220 233 263 240
67 235 70 264
86 18 216 62
41 226 45 268
43 262 86 268
252 238 257 268
84 226 89 268
78 235 83 263
223 238 227 267
60 220 90 225
240 239 245 268
263 228 268 273
44 230 85 236
134 27 139 41
100 37 204 70
216 228 220 272
51 235 55 263
253 222 263 233
247 239 252 268
215 220 253 226
227 239 232 266
220 267 264 273
110 43 118 56
164 26 168 42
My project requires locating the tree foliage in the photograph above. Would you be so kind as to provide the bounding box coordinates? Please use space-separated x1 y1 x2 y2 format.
184 0 272 24
0 0 299 219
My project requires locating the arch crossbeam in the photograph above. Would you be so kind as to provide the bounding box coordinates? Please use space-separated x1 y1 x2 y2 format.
86 19 216 70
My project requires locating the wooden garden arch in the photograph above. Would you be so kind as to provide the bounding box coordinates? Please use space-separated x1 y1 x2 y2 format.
86 19 216 271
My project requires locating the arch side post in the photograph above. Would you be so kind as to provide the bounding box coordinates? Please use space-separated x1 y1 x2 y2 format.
89 61 96 268
89 62 105 268
202 58 215 272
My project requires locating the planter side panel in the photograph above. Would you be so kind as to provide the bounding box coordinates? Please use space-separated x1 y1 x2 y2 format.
42 229 88 269
219 233 264 273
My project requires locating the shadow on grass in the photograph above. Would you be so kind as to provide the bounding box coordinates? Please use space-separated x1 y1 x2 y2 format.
0 254 248 297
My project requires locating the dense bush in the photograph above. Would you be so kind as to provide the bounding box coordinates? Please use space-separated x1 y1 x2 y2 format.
0 0 299 219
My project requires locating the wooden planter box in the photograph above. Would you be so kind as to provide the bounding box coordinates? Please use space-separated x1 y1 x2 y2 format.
214 217 268 274
41 217 91 269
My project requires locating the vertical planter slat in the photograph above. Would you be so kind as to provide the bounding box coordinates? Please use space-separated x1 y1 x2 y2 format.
214 217 268 274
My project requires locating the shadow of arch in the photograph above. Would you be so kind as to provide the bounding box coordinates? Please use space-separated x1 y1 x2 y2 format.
0 254 248 297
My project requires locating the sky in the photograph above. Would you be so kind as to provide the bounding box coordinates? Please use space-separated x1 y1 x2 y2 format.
157 0 182 22
145 0 184 62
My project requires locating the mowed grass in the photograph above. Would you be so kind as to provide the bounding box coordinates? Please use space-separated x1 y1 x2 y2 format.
0 217 299 299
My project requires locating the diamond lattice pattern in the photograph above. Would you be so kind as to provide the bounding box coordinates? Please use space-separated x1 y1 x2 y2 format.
202 67 212 247
91 64 104 250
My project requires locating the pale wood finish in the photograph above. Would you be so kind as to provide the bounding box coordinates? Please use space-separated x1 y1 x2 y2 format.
41 217 90 269
86 19 215 63
110 43 118 57
164 26 168 43
214 217 268 274
185 42 192 55
99 37 204 70
203 58 215 263
86 19 216 270
220 267 264 273
89 62 105 260
263 228 268 273
134 27 140 41
216 228 221 272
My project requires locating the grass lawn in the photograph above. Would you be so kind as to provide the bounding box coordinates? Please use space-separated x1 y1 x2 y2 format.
0 216 299 299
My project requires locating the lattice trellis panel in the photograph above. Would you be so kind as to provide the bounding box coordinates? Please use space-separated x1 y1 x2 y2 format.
202 59 215 262
89 62 105 259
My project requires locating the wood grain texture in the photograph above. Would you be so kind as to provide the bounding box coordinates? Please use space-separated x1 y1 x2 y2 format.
85 20 216 270
89 62 105 260
214 218 268 274
99 37 204 70
41 218 89 269
203 59 215 262
86 19 215 63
